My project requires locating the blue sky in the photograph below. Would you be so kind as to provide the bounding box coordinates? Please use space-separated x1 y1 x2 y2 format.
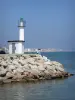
0 0 75 50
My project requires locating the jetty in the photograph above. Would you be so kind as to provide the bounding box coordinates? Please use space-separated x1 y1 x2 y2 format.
0 54 73 84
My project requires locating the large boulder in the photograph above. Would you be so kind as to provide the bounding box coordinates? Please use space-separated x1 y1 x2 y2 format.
7 65 16 71
0 68 7 77
6 72 13 79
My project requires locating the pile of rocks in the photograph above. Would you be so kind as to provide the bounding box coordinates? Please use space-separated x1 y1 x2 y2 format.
0 54 73 84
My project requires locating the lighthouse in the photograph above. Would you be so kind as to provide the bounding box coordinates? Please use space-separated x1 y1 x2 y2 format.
7 18 26 54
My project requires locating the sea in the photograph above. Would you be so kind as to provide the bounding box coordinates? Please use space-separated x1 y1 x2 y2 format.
0 52 75 100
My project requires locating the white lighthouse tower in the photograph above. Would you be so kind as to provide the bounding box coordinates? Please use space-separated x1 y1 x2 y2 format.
8 18 26 54
18 18 25 41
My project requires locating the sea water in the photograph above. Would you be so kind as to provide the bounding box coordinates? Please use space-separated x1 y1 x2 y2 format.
0 52 75 100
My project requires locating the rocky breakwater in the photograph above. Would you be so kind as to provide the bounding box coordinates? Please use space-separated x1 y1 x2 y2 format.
0 54 73 84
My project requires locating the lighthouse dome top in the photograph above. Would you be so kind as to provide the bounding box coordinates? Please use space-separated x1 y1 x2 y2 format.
18 18 26 27
20 18 24 22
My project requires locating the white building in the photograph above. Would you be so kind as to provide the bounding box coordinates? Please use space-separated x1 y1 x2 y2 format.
8 18 26 54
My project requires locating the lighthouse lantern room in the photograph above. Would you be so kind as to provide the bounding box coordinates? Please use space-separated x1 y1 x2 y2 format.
8 18 26 54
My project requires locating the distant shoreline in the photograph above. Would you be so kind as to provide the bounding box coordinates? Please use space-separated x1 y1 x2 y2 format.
24 51 75 53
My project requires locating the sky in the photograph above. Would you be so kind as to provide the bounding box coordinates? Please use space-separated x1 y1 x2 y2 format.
0 0 75 50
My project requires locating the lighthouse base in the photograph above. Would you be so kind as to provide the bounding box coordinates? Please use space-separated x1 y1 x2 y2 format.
7 40 25 54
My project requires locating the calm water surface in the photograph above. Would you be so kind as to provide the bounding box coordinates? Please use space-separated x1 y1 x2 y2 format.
0 52 75 100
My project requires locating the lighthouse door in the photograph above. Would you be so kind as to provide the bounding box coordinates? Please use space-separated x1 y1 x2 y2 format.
12 43 16 54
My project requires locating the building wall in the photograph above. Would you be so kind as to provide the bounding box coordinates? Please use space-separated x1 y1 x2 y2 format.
9 43 13 54
8 42 24 54
15 42 24 54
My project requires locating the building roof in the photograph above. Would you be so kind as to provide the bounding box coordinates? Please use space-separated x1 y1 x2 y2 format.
7 40 25 42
